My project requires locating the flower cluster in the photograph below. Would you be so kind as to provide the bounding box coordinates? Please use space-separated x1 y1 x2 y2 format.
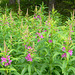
25 53 32 61
48 40 52 43
34 15 41 20
35 32 52 43
35 32 44 42
25 45 36 62
1 55 12 66
62 47 65 51
61 47 73 58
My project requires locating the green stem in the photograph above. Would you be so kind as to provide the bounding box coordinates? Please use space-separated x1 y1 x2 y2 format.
28 62 31 75
5 70 7 75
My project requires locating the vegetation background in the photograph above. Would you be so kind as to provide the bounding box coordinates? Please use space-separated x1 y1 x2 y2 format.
0 0 75 75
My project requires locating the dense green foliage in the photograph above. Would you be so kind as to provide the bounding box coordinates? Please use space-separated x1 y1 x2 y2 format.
0 0 75 16
55 0 75 16
0 1 75 75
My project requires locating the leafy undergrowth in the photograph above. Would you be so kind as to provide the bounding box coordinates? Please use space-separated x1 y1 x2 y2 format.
0 4 75 75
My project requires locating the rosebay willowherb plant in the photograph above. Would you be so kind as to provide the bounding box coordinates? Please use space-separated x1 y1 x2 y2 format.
0 3 75 75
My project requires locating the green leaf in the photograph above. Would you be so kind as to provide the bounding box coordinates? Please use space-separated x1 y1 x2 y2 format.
34 67 41 75
0 68 16 71
0 53 3 56
69 57 75 63
0 68 6 71
52 52 62 60
68 66 75 74
53 70 60 75
21 65 27 75
53 62 62 70
40 63 47 73
28 64 31 75
7 49 16 56
66 52 70 63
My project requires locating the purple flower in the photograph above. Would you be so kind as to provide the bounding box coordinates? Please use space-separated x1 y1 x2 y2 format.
8 60 12 64
48 40 52 43
70 37 71 40
39 17 41 19
37 15 40 18
34 17 36 19
37 15 41 19
40 35 44 38
61 53 67 58
37 32 41 36
37 39 40 42
68 37 71 40
25 45 27 49
72 31 74 32
27 46 31 49
7 55 10 60
1 57 7 63
49 34 51 37
1 55 12 66
35 36 37 38
62 47 65 51
45 21 47 23
68 50 73 56
25 53 32 61
61 50 73 58
5 63 8 66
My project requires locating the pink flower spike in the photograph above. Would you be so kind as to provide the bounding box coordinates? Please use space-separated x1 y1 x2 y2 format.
1 55 12 66
37 39 40 42
68 50 73 56
61 53 67 58
25 53 32 61
62 47 65 51
40 35 44 38
48 40 52 43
